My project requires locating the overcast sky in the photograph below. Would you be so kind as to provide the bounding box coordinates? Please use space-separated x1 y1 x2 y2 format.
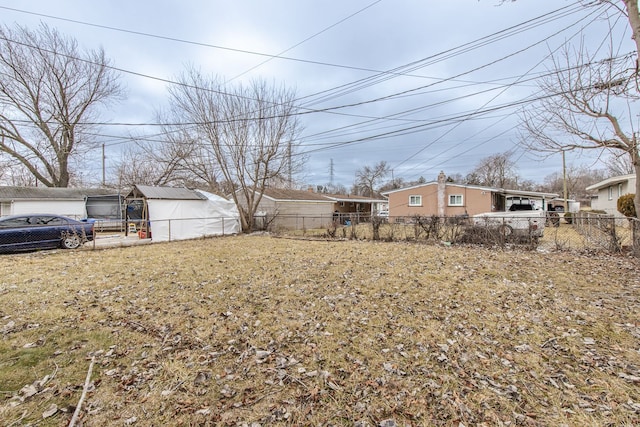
0 1 635 188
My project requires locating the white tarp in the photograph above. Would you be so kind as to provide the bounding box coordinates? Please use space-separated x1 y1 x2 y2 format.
146 190 240 242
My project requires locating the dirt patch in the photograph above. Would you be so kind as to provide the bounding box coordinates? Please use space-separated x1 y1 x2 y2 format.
1 235 639 425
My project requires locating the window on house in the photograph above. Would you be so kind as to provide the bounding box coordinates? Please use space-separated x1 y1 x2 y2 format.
618 183 623 197
409 195 422 206
448 194 463 206
608 186 613 200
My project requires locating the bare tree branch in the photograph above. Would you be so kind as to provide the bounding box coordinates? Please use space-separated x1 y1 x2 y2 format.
0 23 123 187
354 161 390 197
465 150 521 189
519 29 640 213
166 68 304 232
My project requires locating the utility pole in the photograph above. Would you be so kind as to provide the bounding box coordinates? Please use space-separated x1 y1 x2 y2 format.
562 150 568 213
287 142 292 188
102 143 106 187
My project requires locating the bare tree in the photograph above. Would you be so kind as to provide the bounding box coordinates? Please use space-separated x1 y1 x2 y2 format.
604 150 635 175
465 151 520 188
114 145 176 188
113 113 225 192
0 156 8 184
353 161 390 197
0 23 123 187
0 156 37 186
167 68 304 232
520 1 640 214
321 182 348 195
542 165 607 200
152 110 225 192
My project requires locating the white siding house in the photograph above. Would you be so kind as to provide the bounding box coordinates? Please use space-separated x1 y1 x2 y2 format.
586 174 636 217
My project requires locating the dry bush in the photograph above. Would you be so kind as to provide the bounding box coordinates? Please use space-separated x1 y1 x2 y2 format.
0 235 639 426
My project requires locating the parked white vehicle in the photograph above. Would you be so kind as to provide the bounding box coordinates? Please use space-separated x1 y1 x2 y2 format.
472 208 546 237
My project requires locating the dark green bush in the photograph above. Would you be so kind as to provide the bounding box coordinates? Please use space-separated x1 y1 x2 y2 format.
617 193 637 218
564 212 573 224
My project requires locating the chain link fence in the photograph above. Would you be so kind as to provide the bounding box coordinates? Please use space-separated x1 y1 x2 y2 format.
2 212 637 257
262 212 640 257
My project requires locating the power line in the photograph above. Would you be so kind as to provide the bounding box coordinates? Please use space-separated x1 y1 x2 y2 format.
0 4 442 80
0 1 604 128
0 0 631 180
226 0 384 83
297 1 591 107
0 1 594 109
392 1 611 175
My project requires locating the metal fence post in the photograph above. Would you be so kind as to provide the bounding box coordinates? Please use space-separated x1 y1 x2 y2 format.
633 219 636 255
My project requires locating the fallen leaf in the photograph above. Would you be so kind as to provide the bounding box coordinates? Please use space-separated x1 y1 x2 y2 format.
42 404 58 419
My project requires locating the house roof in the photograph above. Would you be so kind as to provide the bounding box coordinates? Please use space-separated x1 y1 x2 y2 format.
260 188 333 202
585 174 635 191
0 186 117 201
258 188 386 203
128 185 206 200
501 188 559 199
322 193 387 203
381 181 557 199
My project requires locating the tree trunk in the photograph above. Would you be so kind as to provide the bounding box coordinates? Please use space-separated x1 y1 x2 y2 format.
624 0 640 215
634 155 640 217
625 0 640 70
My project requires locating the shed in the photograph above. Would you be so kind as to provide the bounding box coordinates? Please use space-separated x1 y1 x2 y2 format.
126 185 240 241
238 188 336 230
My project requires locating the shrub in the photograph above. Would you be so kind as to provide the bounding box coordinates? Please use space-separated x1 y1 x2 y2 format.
617 193 637 218
564 212 573 224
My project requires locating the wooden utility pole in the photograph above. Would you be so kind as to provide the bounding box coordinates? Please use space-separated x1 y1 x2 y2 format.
102 143 106 187
562 150 568 213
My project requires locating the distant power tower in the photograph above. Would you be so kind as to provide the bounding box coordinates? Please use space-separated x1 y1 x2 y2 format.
329 158 335 185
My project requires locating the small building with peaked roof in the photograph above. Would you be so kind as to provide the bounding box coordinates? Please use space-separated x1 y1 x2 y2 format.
236 187 388 230
125 184 240 241
244 187 336 230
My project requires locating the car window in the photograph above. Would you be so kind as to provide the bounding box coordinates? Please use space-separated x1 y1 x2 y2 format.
35 216 65 225
0 217 32 227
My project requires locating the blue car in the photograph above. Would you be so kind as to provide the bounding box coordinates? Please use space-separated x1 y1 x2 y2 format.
0 214 94 253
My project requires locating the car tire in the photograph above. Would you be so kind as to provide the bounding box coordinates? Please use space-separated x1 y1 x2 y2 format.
498 224 513 237
61 233 82 249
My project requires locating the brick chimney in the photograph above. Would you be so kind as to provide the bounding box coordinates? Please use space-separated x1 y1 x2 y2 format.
437 171 446 217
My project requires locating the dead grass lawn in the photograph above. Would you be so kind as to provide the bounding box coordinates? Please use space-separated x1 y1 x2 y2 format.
1 235 639 426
